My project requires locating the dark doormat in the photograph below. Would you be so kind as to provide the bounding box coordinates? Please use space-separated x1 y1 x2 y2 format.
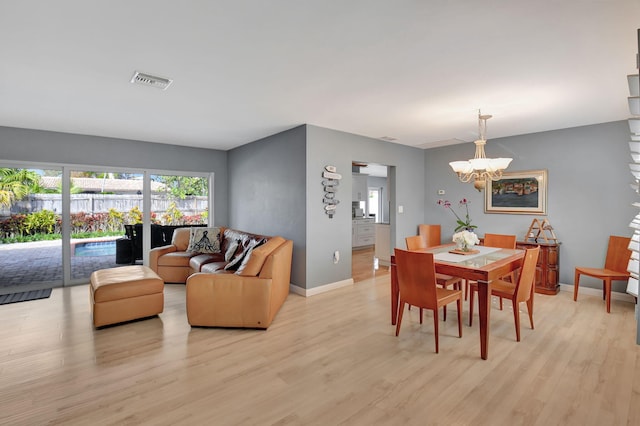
0 288 52 305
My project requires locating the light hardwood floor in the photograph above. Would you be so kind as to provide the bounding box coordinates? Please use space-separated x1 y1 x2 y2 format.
0 273 639 425
352 247 389 283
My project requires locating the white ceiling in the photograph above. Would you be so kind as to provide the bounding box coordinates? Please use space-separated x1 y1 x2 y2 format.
1 1 638 152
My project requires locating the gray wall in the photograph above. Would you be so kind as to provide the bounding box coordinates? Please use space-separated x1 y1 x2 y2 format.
306 125 425 290
6 121 631 294
0 126 229 226
424 120 635 292
227 125 307 287
228 124 425 291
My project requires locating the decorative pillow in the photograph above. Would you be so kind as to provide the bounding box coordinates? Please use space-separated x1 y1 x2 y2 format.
238 236 286 277
224 238 264 272
235 239 267 275
225 239 240 262
224 249 246 271
186 227 221 254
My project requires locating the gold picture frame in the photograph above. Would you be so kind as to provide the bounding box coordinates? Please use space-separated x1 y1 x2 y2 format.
484 169 547 215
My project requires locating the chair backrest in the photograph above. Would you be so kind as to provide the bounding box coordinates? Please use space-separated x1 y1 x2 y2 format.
394 248 438 309
172 227 192 251
405 235 426 251
514 246 540 303
604 235 633 273
484 233 517 249
418 224 441 247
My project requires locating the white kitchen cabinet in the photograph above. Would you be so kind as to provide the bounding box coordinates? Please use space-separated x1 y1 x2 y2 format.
374 223 390 265
352 173 368 202
352 218 375 248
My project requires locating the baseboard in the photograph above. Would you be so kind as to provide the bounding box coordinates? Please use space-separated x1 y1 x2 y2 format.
289 279 354 297
559 283 637 304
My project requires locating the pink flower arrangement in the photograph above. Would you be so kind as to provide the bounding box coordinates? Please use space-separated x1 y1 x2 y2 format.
437 198 477 232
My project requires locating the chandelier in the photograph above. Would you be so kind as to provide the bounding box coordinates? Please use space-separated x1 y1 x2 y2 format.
449 110 512 191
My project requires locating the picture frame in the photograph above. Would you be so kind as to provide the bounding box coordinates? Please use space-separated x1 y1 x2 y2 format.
484 169 547 215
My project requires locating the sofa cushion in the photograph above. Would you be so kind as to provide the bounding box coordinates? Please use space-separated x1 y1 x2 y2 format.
187 227 221 254
190 253 225 272
238 236 286 277
200 261 231 274
157 251 198 267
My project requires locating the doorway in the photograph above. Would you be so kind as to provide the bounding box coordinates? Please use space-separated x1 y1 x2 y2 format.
367 187 381 223
351 162 392 282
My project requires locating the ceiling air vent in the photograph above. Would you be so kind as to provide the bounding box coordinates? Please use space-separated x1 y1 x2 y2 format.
130 71 173 90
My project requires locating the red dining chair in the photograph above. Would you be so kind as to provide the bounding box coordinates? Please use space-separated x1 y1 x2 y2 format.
574 235 632 313
405 235 463 321
469 246 540 341
466 233 517 318
394 248 463 353
418 224 441 247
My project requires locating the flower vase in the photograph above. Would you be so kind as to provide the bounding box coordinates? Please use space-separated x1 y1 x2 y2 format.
452 230 480 253
457 241 470 252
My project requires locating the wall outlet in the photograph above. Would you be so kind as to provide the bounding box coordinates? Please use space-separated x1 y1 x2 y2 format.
333 250 340 264
438 189 445 195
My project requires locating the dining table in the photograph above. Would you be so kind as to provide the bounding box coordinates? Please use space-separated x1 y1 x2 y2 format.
390 244 525 360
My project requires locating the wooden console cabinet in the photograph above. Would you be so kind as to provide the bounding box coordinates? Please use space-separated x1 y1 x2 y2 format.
515 240 560 295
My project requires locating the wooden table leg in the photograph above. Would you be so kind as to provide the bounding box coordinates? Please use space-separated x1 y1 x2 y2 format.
477 280 492 360
390 259 398 325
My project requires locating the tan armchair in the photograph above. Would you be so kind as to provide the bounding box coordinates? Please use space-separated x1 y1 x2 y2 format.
149 227 199 284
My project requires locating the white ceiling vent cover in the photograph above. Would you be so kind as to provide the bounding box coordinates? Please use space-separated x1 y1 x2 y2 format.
130 71 173 90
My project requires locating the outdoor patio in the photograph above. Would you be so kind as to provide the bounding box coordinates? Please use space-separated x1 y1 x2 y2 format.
0 239 128 295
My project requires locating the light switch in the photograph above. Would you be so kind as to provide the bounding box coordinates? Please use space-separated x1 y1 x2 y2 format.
398 205 404 214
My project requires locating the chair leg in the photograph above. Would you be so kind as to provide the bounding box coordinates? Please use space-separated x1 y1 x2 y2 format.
457 298 463 338
605 279 612 313
464 280 469 301
433 309 439 354
498 273 514 310
395 302 405 336
574 270 581 301
468 286 475 327
513 300 521 342
419 308 423 324
443 305 447 322
526 297 534 329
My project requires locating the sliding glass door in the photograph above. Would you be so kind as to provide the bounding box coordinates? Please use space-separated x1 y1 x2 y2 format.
0 165 63 294
68 169 144 283
0 161 213 290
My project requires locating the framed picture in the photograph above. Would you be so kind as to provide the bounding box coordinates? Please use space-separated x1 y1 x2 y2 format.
484 169 547 215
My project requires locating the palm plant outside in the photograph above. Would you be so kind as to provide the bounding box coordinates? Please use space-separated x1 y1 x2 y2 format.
0 168 41 209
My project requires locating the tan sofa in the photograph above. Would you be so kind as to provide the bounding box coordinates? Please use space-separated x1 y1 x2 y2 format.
149 226 293 329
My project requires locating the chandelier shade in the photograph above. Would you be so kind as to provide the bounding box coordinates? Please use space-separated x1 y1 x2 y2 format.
449 110 512 191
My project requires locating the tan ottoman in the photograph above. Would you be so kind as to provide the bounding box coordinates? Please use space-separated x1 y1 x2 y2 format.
90 265 164 327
